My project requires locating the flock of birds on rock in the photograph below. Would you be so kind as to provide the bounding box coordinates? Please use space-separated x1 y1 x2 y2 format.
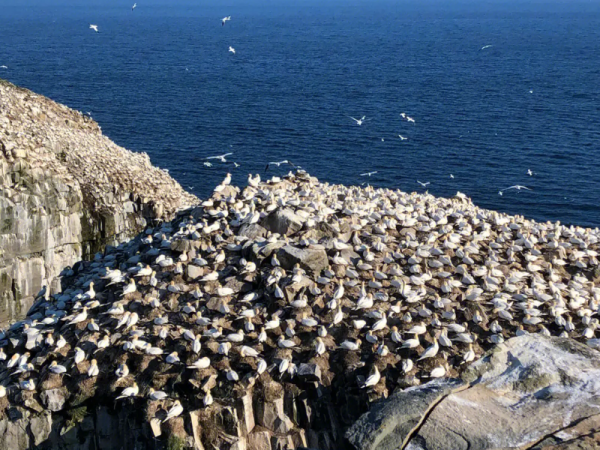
1 170 599 424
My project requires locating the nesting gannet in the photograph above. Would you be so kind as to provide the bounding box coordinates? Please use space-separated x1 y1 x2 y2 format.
117 383 139 400
149 388 168 401
361 365 380 388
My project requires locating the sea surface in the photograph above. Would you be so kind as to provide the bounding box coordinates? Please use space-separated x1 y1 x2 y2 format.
1 0 600 227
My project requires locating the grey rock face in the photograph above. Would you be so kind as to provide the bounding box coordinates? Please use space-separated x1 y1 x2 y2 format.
297 363 322 383
261 208 304 236
0 79 196 326
277 245 328 274
347 335 600 450
39 388 67 412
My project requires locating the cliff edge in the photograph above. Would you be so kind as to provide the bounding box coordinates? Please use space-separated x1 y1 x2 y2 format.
0 79 197 325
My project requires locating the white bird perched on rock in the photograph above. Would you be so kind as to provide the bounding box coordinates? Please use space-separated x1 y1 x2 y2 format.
148 388 168 401
187 357 211 370
88 359 99 377
116 383 139 400
361 365 380 388
49 361 67 374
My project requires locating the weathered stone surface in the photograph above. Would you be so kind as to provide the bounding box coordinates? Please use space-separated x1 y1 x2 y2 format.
349 335 600 450
187 264 204 280
255 398 286 431
297 363 322 383
277 245 328 274
261 208 304 236
248 430 272 450
39 388 67 412
29 411 52 446
239 223 268 240
237 393 255 435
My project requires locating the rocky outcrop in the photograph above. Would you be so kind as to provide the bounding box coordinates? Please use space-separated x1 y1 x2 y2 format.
347 335 600 450
0 382 349 450
0 79 197 325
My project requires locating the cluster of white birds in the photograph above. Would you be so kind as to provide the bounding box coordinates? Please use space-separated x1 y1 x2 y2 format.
1 170 599 426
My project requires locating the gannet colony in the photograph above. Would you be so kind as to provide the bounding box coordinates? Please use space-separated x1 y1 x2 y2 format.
1 170 599 443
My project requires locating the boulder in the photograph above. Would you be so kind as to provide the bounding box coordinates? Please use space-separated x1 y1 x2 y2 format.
39 388 67 412
297 363 322 383
261 208 304 236
277 245 328 274
248 430 273 450
239 223 268 240
187 264 204 280
347 335 600 450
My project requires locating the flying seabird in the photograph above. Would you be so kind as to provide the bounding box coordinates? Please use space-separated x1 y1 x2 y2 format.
205 153 233 163
360 171 377 177
229 46 236 54
265 160 295 172
222 16 231 26
350 116 368 126
89 24 99 33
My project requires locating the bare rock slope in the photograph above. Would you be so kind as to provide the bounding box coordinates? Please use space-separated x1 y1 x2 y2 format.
347 335 600 450
0 79 197 324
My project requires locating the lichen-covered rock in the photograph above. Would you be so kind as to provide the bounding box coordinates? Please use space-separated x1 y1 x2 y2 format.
276 245 328 274
39 388 67 412
261 208 304 236
0 79 197 325
347 335 600 450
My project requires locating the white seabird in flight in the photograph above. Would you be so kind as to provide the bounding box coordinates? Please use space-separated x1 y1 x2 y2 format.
222 16 231 26
417 181 430 188
89 24 99 33
265 160 295 171
206 153 233 163
499 185 532 195
360 171 377 177
480 45 493 50
350 116 368 126
398 134 408 141
229 46 236 54
132 3 137 10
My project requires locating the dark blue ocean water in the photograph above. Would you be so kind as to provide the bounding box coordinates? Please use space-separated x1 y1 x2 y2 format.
2 0 600 227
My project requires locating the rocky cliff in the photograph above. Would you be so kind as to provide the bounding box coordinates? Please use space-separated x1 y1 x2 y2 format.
0 79 197 325
0 170 599 450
